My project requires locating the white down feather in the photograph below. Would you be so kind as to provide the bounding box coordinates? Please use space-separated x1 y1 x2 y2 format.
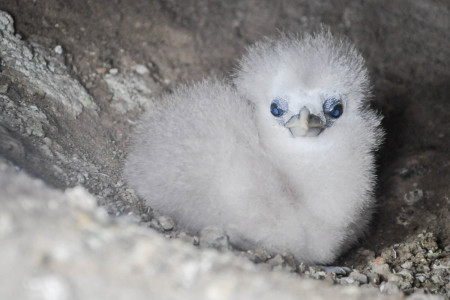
124 31 384 264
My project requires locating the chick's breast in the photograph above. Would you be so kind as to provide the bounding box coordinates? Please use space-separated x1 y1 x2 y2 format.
124 80 265 230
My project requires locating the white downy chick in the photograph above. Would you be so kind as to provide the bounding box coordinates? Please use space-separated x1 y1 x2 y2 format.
124 31 384 264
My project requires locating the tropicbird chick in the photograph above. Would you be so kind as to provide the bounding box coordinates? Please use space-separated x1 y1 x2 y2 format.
124 31 383 264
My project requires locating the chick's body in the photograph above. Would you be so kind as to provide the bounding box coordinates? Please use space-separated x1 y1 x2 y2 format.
124 32 383 264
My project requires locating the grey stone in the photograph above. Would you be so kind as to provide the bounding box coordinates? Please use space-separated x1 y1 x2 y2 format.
349 271 369 284
0 83 8 93
247 248 272 263
415 274 427 283
372 263 392 280
54 45 63 54
399 269 414 279
199 226 230 251
157 215 175 231
380 282 401 295
401 261 414 270
404 189 424 205
338 277 360 286
267 254 285 269
109 68 119 75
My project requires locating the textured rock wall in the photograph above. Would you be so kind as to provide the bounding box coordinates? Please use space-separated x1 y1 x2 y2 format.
0 0 449 298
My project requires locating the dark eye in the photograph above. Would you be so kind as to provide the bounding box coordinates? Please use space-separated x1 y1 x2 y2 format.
270 102 284 117
323 98 343 119
330 104 343 118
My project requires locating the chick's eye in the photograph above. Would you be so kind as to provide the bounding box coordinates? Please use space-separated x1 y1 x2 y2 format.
330 104 343 118
323 98 343 119
271 102 284 117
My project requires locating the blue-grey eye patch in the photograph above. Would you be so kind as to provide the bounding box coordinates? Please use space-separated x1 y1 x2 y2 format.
323 98 343 119
270 98 288 117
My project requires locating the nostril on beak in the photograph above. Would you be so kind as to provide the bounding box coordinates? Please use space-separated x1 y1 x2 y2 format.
308 114 325 129
285 107 325 137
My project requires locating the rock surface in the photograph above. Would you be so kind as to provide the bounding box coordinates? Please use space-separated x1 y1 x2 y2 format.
0 0 449 298
0 160 397 300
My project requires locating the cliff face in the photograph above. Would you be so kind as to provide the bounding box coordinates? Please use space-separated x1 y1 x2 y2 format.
0 1 449 298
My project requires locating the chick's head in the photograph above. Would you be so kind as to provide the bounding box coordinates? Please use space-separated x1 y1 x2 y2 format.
234 31 375 144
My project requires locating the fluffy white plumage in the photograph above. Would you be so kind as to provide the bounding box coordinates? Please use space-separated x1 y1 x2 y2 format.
124 31 383 264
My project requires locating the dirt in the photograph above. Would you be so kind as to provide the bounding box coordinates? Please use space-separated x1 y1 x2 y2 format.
0 0 449 298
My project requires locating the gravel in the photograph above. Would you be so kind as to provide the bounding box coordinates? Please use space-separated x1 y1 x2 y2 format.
133 217 450 297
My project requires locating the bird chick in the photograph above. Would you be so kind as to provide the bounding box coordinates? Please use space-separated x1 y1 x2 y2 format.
124 31 384 264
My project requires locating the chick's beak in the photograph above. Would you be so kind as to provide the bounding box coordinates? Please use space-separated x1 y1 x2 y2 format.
285 106 325 137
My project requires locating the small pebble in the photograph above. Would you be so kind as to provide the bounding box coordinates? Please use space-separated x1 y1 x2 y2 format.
109 68 119 75
430 274 445 285
176 231 196 245
398 269 414 282
310 271 326 280
266 254 285 269
199 226 229 251
54 45 63 54
115 180 124 187
76 173 86 184
282 252 298 271
266 253 297 273
415 274 427 283
247 248 271 263
372 262 391 280
134 64 149 75
404 189 424 205
319 266 351 275
0 83 8 93
96 67 107 74
140 213 152 222
401 261 413 269
380 281 401 294
339 277 358 286
298 262 307 273
387 274 402 282
349 271 368 284
149 218 159 229
323 273 336 285
157 215 174 231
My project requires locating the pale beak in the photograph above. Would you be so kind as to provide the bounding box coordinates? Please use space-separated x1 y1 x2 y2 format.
285 106 325 137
